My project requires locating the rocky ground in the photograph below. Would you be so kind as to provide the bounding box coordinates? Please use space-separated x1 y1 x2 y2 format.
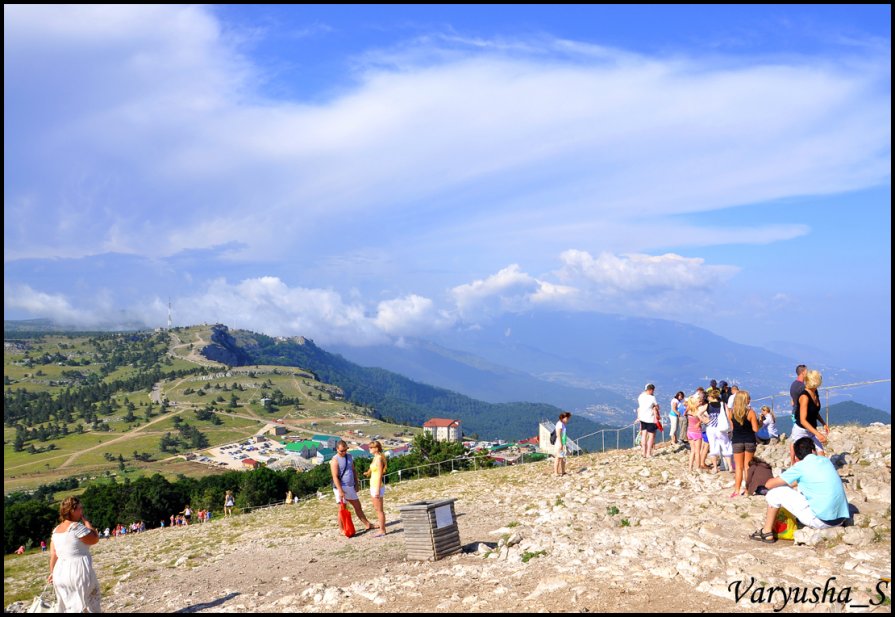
5 424 891 613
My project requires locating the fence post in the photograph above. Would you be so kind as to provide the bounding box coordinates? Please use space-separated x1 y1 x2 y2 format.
825 389 830 427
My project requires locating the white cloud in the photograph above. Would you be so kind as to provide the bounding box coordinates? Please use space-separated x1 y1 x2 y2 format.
451 265 542 320
444 250 741 325
558 250 739 293
171 277 387 345
4 283 101 326
449 264 578 321
4 277 458 345
375 294 453 336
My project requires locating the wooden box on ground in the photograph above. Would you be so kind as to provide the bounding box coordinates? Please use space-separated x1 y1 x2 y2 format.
397 499 461 561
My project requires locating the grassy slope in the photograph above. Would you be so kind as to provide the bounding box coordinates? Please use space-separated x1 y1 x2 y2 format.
4 327 397 492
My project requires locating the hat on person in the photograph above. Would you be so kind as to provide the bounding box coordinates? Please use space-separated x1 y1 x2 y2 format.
710 379 718 388
719 380 728 388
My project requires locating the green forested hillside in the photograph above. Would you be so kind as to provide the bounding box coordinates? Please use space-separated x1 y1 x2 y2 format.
206 325 610 441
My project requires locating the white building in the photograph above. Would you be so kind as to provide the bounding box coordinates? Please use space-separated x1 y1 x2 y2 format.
423 418 462 442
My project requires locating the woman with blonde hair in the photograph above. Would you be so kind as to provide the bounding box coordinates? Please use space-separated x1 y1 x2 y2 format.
686 390 708 472
756 406 779 445
729 390 760 497
224 490 235 517
48 496 101 612
791 370 829 453
363 441 388 537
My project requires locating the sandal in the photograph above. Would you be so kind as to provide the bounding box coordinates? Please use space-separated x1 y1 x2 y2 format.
749 529 776 543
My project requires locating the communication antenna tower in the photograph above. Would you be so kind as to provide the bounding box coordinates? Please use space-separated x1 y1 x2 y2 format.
167 298 173 330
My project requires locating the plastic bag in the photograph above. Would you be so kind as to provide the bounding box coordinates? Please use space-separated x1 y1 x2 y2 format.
716 406 730 432
338 501 355 538
27 584 55 613
773 507 800 541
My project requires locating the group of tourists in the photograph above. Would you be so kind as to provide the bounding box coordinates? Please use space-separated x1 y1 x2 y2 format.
107 521 146 537
631 364 849 543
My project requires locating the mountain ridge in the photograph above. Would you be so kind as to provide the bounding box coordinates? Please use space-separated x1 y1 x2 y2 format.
197 324 615 441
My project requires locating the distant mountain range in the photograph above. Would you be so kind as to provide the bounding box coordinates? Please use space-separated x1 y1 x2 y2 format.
199 325 615 441
329 337 632 420
6 311 889 426
334 311 890 417
774 401 890 434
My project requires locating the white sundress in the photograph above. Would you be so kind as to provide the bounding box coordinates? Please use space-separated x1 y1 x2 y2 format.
52 521 101 613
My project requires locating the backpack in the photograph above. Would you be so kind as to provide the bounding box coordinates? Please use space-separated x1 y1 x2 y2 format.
549 429 557 445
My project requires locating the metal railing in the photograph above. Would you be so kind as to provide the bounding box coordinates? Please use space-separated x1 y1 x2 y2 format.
748 378 891 425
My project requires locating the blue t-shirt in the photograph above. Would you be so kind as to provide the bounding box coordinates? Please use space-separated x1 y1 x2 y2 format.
670 398 681 417
780 454 850 522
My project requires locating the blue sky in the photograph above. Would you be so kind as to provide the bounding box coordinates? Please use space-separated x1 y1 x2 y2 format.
4 5 891 373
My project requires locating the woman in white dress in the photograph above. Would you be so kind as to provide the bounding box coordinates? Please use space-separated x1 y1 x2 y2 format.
48 496 101 612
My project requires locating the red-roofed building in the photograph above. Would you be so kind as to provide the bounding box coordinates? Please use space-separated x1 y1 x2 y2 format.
422 418 462 443
241 458 259 469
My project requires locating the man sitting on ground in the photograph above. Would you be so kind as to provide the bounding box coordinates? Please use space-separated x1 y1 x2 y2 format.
750 437 850 543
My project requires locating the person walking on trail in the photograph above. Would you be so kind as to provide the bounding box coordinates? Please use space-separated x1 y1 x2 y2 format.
330 440 373 533
636 384 660 458
553 412 572 477
224 490 235 517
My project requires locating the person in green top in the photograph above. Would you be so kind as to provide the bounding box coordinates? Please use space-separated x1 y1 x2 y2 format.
553 412 572 477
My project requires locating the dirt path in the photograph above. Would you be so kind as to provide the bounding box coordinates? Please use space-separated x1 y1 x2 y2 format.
57 406 196 469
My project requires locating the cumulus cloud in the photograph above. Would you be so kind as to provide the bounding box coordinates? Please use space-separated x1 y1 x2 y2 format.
169 277 387 345
558 250 739 294
5 277 460 346
374 294 453 336
5 283 103 326
450 265 576 320
444 250 742 324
